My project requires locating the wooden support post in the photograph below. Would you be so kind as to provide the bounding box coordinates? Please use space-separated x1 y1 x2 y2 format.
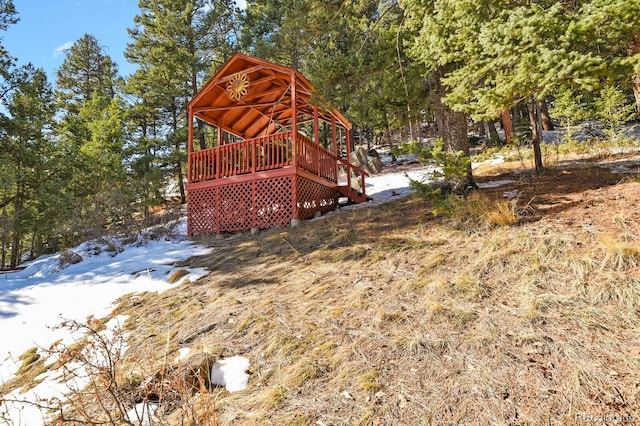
346 127 352 194
187 107 193 236
332 116 338 182
313 105 321 210
331 117 337 155
290 72 299 219
187 107 193 184
251 138 256 173
313 105 320 176
291 74 298 169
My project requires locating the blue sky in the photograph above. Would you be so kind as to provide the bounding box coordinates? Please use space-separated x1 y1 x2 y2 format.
3 0 140 80
3 0 247 83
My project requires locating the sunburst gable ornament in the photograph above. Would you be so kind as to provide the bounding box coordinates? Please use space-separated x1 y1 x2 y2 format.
227 72 250 101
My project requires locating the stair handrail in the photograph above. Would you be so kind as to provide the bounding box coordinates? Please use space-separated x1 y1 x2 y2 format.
337 158 369 199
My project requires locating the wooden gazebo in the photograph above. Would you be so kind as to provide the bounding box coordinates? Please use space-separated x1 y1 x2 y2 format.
186 53 367 235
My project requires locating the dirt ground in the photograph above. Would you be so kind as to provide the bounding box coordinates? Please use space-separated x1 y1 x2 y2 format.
474 152 640 226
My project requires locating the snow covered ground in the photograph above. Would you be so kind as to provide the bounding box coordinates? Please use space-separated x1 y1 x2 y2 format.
0 221 214 424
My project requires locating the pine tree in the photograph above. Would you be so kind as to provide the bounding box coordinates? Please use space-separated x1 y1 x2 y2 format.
123 76 167 225
0 0 18 85
125 0 240 203
401 0 475 184
402 0 640 173
0 65 56 266
595 85 636 138
55 34 127 238
242 0 427 147
241 0 314 69
308 0 426 145
56 34 122 112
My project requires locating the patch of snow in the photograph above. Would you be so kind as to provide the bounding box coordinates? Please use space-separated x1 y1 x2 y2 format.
0 218 211 425
210 356 251 392
174 347 192 363
127 402 160 426
365 165 436 200
477 179 515 189
472 154 505 169
503 190 520 199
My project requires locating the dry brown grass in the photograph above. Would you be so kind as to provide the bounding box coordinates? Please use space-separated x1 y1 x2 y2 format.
0 347 49 395
112 162 640 424
7 154 640 425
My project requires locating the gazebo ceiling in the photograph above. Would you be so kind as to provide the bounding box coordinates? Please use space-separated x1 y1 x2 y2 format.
189 53 351 140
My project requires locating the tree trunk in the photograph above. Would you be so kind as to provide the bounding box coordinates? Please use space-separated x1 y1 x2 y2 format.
172 101 187 204
487 121 500 143
628 35 640 117
433 72 475 187
407 105 415 141
176 159 186 204
633 75 640 118
1 207 7 267
477 121 486 138
528 95 544 173
10 194 23 268
501 109 515 145
30 229 37 261
196 121 207 151
10 228 20 268
538 98 554 130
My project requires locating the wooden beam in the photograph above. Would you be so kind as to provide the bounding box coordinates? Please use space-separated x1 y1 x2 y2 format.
194 101 283 113
291 70 298 219
187 106 194 184
332 115 337 156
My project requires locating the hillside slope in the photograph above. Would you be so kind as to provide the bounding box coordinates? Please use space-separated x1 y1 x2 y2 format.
115 154 640 425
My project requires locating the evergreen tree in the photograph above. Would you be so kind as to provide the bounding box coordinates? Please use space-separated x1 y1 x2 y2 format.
594 85 636 138
304 0 427 146
55 34 127 238
403 0 640 173
125 0 240 203
0 65 56 266
242 0 427 147
0 0 18 85
123 77 167 225
631 34 640 116
56 34 122 112
0 0 19 265
241 0 312 69
549 88 591 142
401 0 475 183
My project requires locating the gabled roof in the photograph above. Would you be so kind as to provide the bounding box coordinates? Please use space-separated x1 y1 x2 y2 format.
189 53 351 140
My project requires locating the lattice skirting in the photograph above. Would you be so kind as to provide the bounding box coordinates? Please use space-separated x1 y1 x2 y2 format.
188 175 339 235
296 176 340 220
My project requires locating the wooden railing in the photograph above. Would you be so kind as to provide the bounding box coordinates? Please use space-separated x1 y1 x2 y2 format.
337 158 368 195
190 131 292 182
295 133 338 183
189 130 340 184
